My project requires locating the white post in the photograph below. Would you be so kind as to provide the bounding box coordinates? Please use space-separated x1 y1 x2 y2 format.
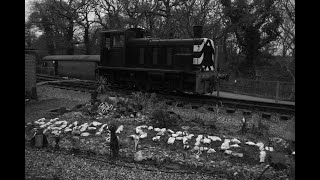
275 81 280 103
215 46 219 97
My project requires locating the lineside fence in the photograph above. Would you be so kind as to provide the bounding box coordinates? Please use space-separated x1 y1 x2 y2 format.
219 79 295 102
36 66 55 75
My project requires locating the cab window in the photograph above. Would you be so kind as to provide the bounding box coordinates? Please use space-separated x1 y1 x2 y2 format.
113 34 124 47
105 37 110 49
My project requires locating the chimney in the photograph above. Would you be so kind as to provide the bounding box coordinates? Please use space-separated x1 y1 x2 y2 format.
193 25 203 38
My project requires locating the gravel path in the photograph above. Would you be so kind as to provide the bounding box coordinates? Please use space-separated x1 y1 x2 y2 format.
25 148 221 180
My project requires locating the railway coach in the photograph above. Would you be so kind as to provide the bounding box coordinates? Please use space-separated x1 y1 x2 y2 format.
97 26 224 94
42 55 100 80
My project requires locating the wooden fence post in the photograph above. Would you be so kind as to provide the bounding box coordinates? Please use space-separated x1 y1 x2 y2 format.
275 81 280 103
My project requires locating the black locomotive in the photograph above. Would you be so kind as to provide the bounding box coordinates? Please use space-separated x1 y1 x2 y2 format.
97 26 223 94
41 26 228 94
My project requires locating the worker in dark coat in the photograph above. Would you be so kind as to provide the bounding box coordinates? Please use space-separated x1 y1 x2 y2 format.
201 40 215 71
194 40 215 71
194 40 214 71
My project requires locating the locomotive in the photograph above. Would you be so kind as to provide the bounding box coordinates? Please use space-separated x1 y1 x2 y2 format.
97 26 225 94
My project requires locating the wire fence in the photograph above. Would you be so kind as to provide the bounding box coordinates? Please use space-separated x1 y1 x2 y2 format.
219 78 295 102
36 66 55 76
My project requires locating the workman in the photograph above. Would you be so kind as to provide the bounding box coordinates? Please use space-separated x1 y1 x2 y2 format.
194 40 215 71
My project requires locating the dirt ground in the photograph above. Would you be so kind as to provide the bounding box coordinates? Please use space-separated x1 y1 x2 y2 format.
25 85 91 123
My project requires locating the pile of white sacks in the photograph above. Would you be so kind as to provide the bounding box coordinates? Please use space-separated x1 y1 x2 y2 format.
32 117 277 162
128 125 276 162
32 117 118 138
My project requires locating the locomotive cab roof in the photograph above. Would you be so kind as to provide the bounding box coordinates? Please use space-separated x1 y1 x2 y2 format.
101 27 149 38
127 38 205 46
100 29 126 34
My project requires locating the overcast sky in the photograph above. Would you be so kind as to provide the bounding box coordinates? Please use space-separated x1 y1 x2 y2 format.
25 0 33 21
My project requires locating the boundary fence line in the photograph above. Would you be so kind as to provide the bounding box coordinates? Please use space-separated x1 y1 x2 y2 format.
36 66 55 76
219 78 295 102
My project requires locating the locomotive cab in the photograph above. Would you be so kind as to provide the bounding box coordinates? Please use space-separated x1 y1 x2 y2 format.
100 28 147 67
100 30 125 67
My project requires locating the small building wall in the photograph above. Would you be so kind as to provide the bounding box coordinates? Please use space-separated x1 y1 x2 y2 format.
25 52 37 99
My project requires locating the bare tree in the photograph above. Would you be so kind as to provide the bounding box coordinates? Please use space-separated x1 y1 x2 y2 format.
278 0 295 57
76 0 97 54
93 0 125 29
273 0 295 83
49 0 83 55
155 0 185 38
25 21 37 48
120 0 145 28
220 0 283 78
29 0 60 55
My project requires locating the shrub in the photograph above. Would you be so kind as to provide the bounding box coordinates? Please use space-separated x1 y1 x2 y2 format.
150 108 182 129
211 104 222 124
95 77 110 94
250 117 269 137
200 104 221 132
90 77 110 103
191 116 204 126
131 92 158 113
126 99 143 112
282 122 295 142
90 91 98 103
258 152 295 180
239 117 249 134
204 119 217 131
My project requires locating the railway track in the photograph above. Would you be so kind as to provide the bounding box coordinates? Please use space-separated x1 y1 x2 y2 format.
162 93 295 116
36 74 96 91
36 74 295 116
36 74 66 82
47 81 97 92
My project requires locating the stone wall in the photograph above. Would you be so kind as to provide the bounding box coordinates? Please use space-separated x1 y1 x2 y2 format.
25 52 37 99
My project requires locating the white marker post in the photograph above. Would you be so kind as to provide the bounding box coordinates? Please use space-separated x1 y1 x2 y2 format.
275 81 280 103
215 46 219 97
